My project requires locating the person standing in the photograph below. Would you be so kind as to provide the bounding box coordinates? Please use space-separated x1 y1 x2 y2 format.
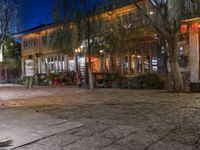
25 55 35 89
76 71 82 87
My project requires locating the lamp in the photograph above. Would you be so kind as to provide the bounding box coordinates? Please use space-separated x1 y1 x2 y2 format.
180 24 188 33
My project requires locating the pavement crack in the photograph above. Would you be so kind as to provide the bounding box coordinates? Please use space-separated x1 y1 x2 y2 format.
143 126 179 150
181 106 200 110
10 124 85 150
102 131 135 149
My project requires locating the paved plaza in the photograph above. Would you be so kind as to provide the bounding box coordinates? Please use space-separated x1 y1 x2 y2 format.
0 86 200 150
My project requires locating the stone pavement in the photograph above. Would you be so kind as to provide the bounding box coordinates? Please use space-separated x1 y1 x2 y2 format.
0 86 79 101
0 87 200 149
0 108 84 150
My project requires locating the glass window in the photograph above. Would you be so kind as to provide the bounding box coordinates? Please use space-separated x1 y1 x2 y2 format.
129 12 135 25
23 41 26 48
25 40 28 48
122 14 130 26
102 20 110 32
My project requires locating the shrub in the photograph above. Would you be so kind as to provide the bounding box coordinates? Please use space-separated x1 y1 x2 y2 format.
102 73 121 88
113 73 164 90
132 73 164 89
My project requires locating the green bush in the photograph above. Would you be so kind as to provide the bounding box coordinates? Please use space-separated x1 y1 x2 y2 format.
102 73 121 88
133 74 164 89
114 73 164 90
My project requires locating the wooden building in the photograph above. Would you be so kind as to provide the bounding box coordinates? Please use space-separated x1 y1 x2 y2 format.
18 0 199 86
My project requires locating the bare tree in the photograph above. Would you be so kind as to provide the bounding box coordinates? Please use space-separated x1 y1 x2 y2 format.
0 0 19 46
109 0 186 92
132 0 186 92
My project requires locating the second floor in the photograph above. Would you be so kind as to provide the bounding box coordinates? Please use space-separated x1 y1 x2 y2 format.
20 0 200 57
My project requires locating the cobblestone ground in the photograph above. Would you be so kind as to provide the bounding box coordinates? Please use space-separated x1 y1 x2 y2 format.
1 86 200 150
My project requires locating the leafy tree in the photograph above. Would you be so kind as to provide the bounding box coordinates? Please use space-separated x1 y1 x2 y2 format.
2 37 21 69
103 18 130 73
51 0 106 89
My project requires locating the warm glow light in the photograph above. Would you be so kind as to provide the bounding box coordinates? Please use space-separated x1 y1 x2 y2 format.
149 11 154 15
180 24 187 33
99 50 104 53
192 22 199 32
75 48 81 53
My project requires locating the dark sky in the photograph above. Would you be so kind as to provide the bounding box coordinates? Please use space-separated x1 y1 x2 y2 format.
21 0 113 31
21 0 54 31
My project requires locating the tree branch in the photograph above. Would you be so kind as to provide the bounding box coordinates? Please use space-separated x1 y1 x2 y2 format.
0 8 9 46
134 1 165 37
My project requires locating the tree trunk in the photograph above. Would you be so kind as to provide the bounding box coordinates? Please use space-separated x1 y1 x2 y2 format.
163 52 169 75
128 49 131 75
168 38 185 92
87 19 94 89
88 67 94 89
169 61 184 92
109 51 115 73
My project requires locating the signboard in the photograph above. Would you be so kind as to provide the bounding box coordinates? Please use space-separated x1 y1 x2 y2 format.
25 59 34 76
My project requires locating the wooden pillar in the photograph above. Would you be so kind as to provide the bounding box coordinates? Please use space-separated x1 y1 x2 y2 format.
57 55 59 72
64 54 69 72
37 57 41 74
149 43 152 72
46 57 49 73
57 55 60 72
60 55 63 72
189 26 200 82
49 56 52 72
142 48 145 74
43 57 46 74
21 58 25 76
104 51 107 72
108 52 111 72
128 49 131 75
74 53 78 71
134 48 137 75
52 56 55 72
100 52 104 72
40 58 43 74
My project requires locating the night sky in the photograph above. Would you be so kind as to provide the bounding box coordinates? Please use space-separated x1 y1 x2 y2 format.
21 0 113 32
21 0 54 31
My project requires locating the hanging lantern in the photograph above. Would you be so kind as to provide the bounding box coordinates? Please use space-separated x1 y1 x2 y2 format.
192 22 199 32
180 24 188 33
